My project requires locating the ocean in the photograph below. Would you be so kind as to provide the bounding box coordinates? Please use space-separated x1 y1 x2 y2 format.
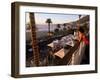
36 24 64 32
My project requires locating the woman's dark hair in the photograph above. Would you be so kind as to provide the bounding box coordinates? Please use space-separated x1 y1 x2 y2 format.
79 27 84 33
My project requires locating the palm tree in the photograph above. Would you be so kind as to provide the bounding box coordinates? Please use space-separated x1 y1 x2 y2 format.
54 27 59 35
63 23 66 30
62 23 67 35
56 24 61 35
57 24 61 29
78 15 81 29
46 18 52 36
29 13 40 66
79 15 81 20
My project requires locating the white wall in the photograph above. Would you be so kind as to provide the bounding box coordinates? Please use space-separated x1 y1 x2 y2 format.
0 0 99 80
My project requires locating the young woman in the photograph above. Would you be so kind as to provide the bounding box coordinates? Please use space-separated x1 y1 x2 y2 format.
78 27 89 45
78 27 89 64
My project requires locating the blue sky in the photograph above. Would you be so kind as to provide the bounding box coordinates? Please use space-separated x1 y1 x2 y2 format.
26 12 85 24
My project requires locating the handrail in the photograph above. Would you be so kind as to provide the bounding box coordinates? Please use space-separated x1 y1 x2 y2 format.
68 41 86 65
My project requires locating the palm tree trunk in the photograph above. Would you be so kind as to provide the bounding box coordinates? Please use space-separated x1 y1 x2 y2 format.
48 23 50 36
78 15 81 29
29 13 40 66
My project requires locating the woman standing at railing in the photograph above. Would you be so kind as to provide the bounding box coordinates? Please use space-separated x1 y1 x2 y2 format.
78 27 89 64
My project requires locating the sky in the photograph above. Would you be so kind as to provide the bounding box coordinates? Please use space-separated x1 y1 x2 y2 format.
26 12 85 25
